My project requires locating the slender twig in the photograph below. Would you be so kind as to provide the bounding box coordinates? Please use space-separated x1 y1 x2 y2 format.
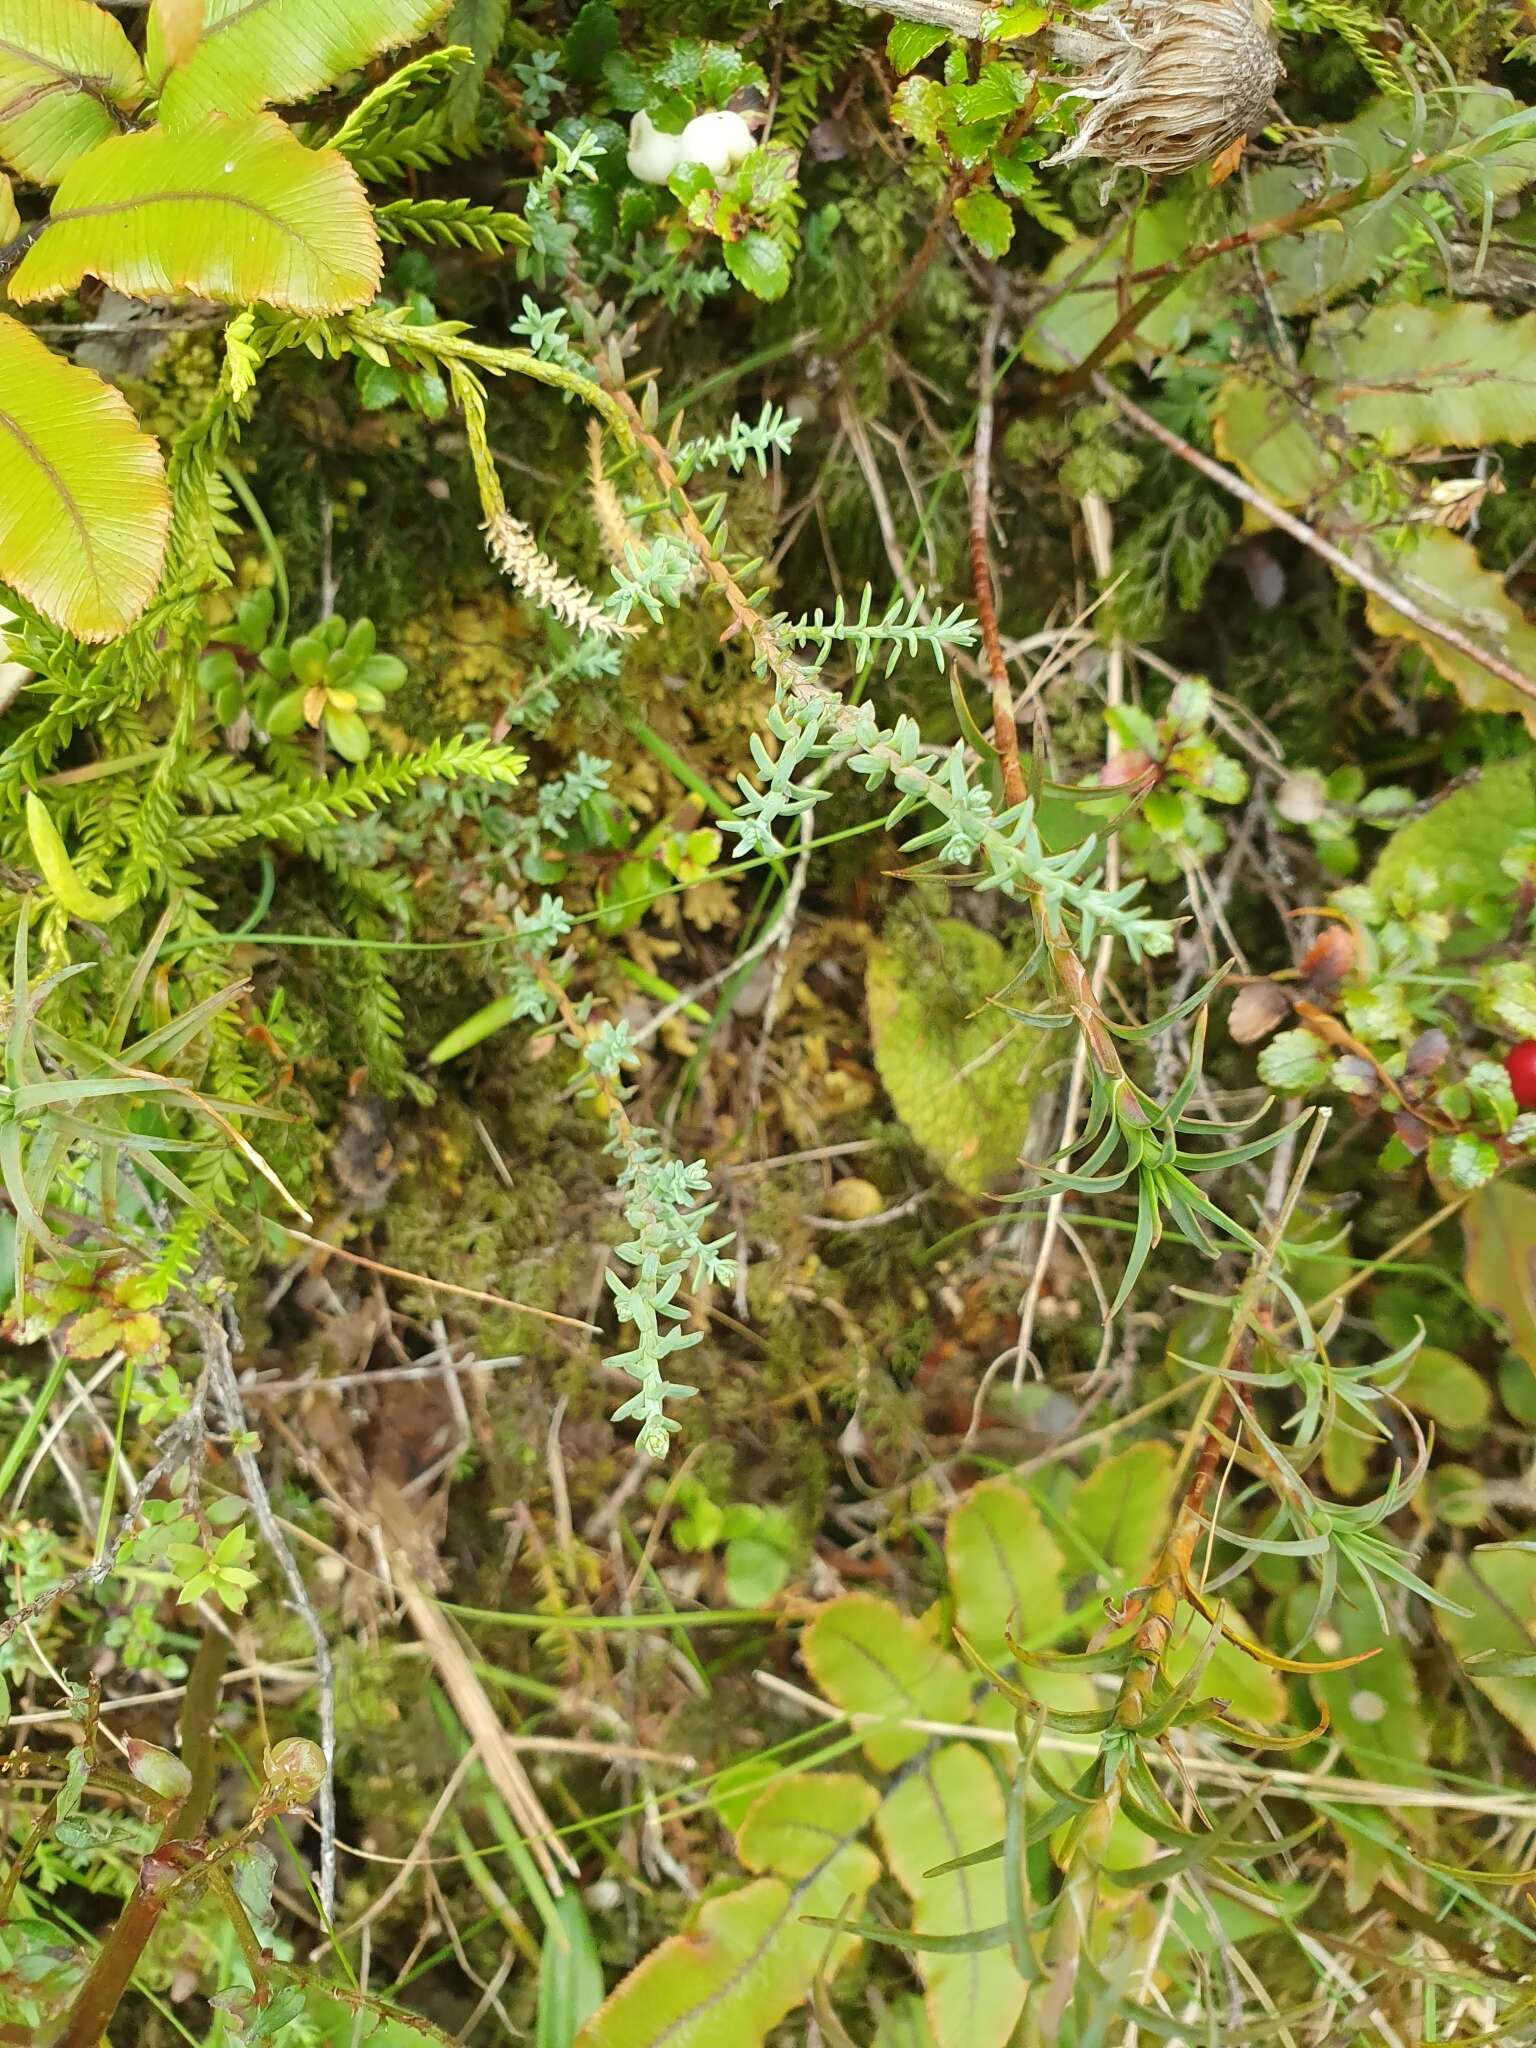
1051 116 1536 393
178 1628 231 1838
971 293 1028 808
835 0 989 28
281 1228 596 1332
1092 374 1536 707
200 1303 339 1924
1010 493 1122 1390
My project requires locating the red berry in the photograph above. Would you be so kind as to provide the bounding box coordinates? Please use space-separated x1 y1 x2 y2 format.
1506 1040 1536 1111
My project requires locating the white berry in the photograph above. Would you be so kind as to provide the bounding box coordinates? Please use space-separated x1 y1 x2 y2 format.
676 110 757 176
626 111 685 186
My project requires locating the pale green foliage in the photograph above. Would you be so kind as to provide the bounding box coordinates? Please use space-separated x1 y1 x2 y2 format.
1434 1548 1536 1744
866 919 1048 1194
577 1776 880 2048
946 1477 1065 1662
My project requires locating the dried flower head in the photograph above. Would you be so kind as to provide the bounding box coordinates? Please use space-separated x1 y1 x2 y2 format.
1049 0 1283 175
484 512 639 640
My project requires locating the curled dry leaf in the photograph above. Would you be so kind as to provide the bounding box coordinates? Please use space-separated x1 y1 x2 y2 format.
1228 978 1290 1044
1297 923 1356 996
151 0 204 69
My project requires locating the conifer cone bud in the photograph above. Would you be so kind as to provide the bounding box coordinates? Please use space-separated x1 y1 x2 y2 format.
1049 0 1283 175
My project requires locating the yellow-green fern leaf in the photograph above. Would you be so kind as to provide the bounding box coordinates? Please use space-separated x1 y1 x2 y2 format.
9 112 382 315
0 0 147 185
0 315 168 641
149 0 451 125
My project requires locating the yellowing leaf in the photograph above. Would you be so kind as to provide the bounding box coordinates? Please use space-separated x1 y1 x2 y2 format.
1070 1441 1175 1584
1398 1346 1491 1434
801 1593 972 1769
575 1778 879 2048
1434 1548 1536 1747
867 918 1048 1195
0 314 168 641
1316 302 1536 455
1362 528 1536 739
946 1477 1064 1664
878 1745 1026 2048
150 0 451 124
10 113 382 316
1463 1177 1536 1376
25 795 132 920
1220 305 1536 507
151 0 205 70
0 0 147 186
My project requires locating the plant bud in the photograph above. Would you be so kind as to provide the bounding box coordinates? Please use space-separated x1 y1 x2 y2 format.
125 1739 193 1804
261 1736 326 1809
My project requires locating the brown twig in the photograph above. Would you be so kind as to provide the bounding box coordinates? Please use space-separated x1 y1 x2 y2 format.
838 167 970 362
1050 118 1536 395
970 294 1028 807
1091 373 1536 708
282 1228 597 1333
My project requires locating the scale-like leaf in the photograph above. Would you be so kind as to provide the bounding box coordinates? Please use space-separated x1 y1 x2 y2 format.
946 1478 1064 1665
0 313 168 641
149 0 451 125
878 1745 1027 2048
0 0 147 186
9 113 381 315
802 1593 973 1770
576 1775 879 2048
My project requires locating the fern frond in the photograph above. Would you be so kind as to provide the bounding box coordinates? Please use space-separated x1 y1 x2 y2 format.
774 9 868 152
376 195 531 253
174 738 527 860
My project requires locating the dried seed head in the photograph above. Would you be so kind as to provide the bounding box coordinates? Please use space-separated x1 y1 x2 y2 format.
1049 0 1283 176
